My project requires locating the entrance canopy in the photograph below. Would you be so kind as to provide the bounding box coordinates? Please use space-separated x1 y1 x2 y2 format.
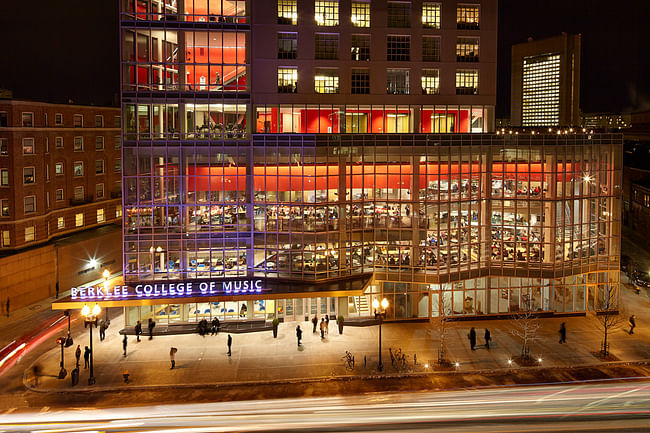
52 274 373 310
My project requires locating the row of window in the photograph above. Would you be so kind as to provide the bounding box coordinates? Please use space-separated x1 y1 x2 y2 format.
0 112 120 129
0 160 121 188
0 206 122 247
278 1 478 30
278 67 478 95
278 33 478 63
0 136 121 156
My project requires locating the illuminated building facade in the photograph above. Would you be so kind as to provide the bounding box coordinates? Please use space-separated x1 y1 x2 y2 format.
80 1 622 326
511 34 581 128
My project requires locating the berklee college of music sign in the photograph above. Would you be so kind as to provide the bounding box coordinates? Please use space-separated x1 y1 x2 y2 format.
70 280 264 300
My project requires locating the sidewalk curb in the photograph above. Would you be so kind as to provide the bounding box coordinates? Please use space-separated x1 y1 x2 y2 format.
23 359 650 394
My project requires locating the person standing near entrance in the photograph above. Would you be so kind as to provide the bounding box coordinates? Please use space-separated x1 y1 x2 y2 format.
135 321 142 342
559 322 567 343
320 318 326 339
75 345 81 367
170 347 177 369
227 334 232 356
148 318 155 340
99 320 106 341
296 325 302 347
484 328 491 350
83 346 91 368
122 335 128 357
468 327 477 350
312 315 318 333
325 314 330 335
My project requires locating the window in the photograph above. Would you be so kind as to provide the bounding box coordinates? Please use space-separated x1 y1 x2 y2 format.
22 112 33 127
387 1 410 27
114 115 120 128
24 196 36 214
351 34 370 60
315 33 339 60
23 167 35 184
73 161 84 177
95 115 104 127
97 208 105 223
0 138 7 156
278 0 297 25
422 2 441 28
96 183 105 199
314 69 339 93
387 35 410 61
56 189 64 201
0 112 7 127
457 4 479 29
278 32 297 59
421 69 440 94
22 138 35 155
45 165 49 181
73 114 83 127
57 217 65 229
74 137 83 151
351 1 370 27
56 137 64 148
387 69 410 94
96 160 105 174
55 113 63 125
25 226 35 243
278 67 298 93
2 230 9 247
95 136 105 150
422 36 441 62
114 159 121 173
522 53 561 126
114 136 122 149
116 205 122 218
351 69 370 94
315 1 339 26
1 199 8 216
74 186 84 201
456 37 479 62
1 169 8 186
455 69 479 94
114 180 122 197
75 213 84 227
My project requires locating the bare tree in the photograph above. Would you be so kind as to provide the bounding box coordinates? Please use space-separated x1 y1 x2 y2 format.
511 294 541 361
433 291 452 366
596 285 624 357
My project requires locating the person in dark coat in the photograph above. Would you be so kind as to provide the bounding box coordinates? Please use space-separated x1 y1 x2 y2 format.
170 347 177 369
227 334 232 356
148 318 155 340
312 315 318 333
122 335 128 357
484 328 491 350
468 327 477 350
55 282 59 299
99 320 106 341
211 318 219 335
135 321 142 342
83 346 91 368
296 325 303 347
629 315 637 335
325 314 330 335
559 322 567 343
320 318 326 339
75 345 81 367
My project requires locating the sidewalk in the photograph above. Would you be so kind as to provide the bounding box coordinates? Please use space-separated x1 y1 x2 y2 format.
26 277 650 393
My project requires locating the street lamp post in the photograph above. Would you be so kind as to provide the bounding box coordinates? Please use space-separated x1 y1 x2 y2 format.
81 303 101 385
56 336 67 379
373 297 389 372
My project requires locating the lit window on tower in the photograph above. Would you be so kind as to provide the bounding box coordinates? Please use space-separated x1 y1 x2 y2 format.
522 53 560 127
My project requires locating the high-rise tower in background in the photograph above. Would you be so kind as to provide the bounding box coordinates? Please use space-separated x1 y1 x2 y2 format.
510 33 581 127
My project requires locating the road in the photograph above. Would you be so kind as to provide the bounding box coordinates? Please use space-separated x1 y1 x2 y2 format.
1 381 649 432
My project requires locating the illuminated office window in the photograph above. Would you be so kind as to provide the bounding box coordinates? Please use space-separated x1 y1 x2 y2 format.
456 37 479 62
278 67 298 93
25 226 35 242
315 1 339 26
315 69 339 93
351 34 370 61
351 1 370 27
278 0 297 24
457 4 479 29
422 2 440 29
455 69 479 94
421 69 439 94
522 53 560 126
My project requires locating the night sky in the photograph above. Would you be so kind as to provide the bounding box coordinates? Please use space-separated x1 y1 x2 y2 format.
0 0 647 117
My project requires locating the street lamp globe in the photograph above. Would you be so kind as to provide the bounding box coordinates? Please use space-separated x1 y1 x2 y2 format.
102 269 110 280
372 298 379 310
81 304 91 317
91 303 101 316
381 298 389 310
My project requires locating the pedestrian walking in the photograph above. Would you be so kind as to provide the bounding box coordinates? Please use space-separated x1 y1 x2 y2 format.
214 317 220 335
296 325 303 347
122 335 128 357
83 346 90 368
227 334 232 356
148 318 155 340
629 315 637 335
75 345 81 367
170 347 177 369
559 322 567 343
211 318 218 335
468 327 477 350
135 320 142 342
320 318 326 339
312 315 318 333
484 328 491 350
99 320 106 341
325 314 330 335
55 282 59 299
